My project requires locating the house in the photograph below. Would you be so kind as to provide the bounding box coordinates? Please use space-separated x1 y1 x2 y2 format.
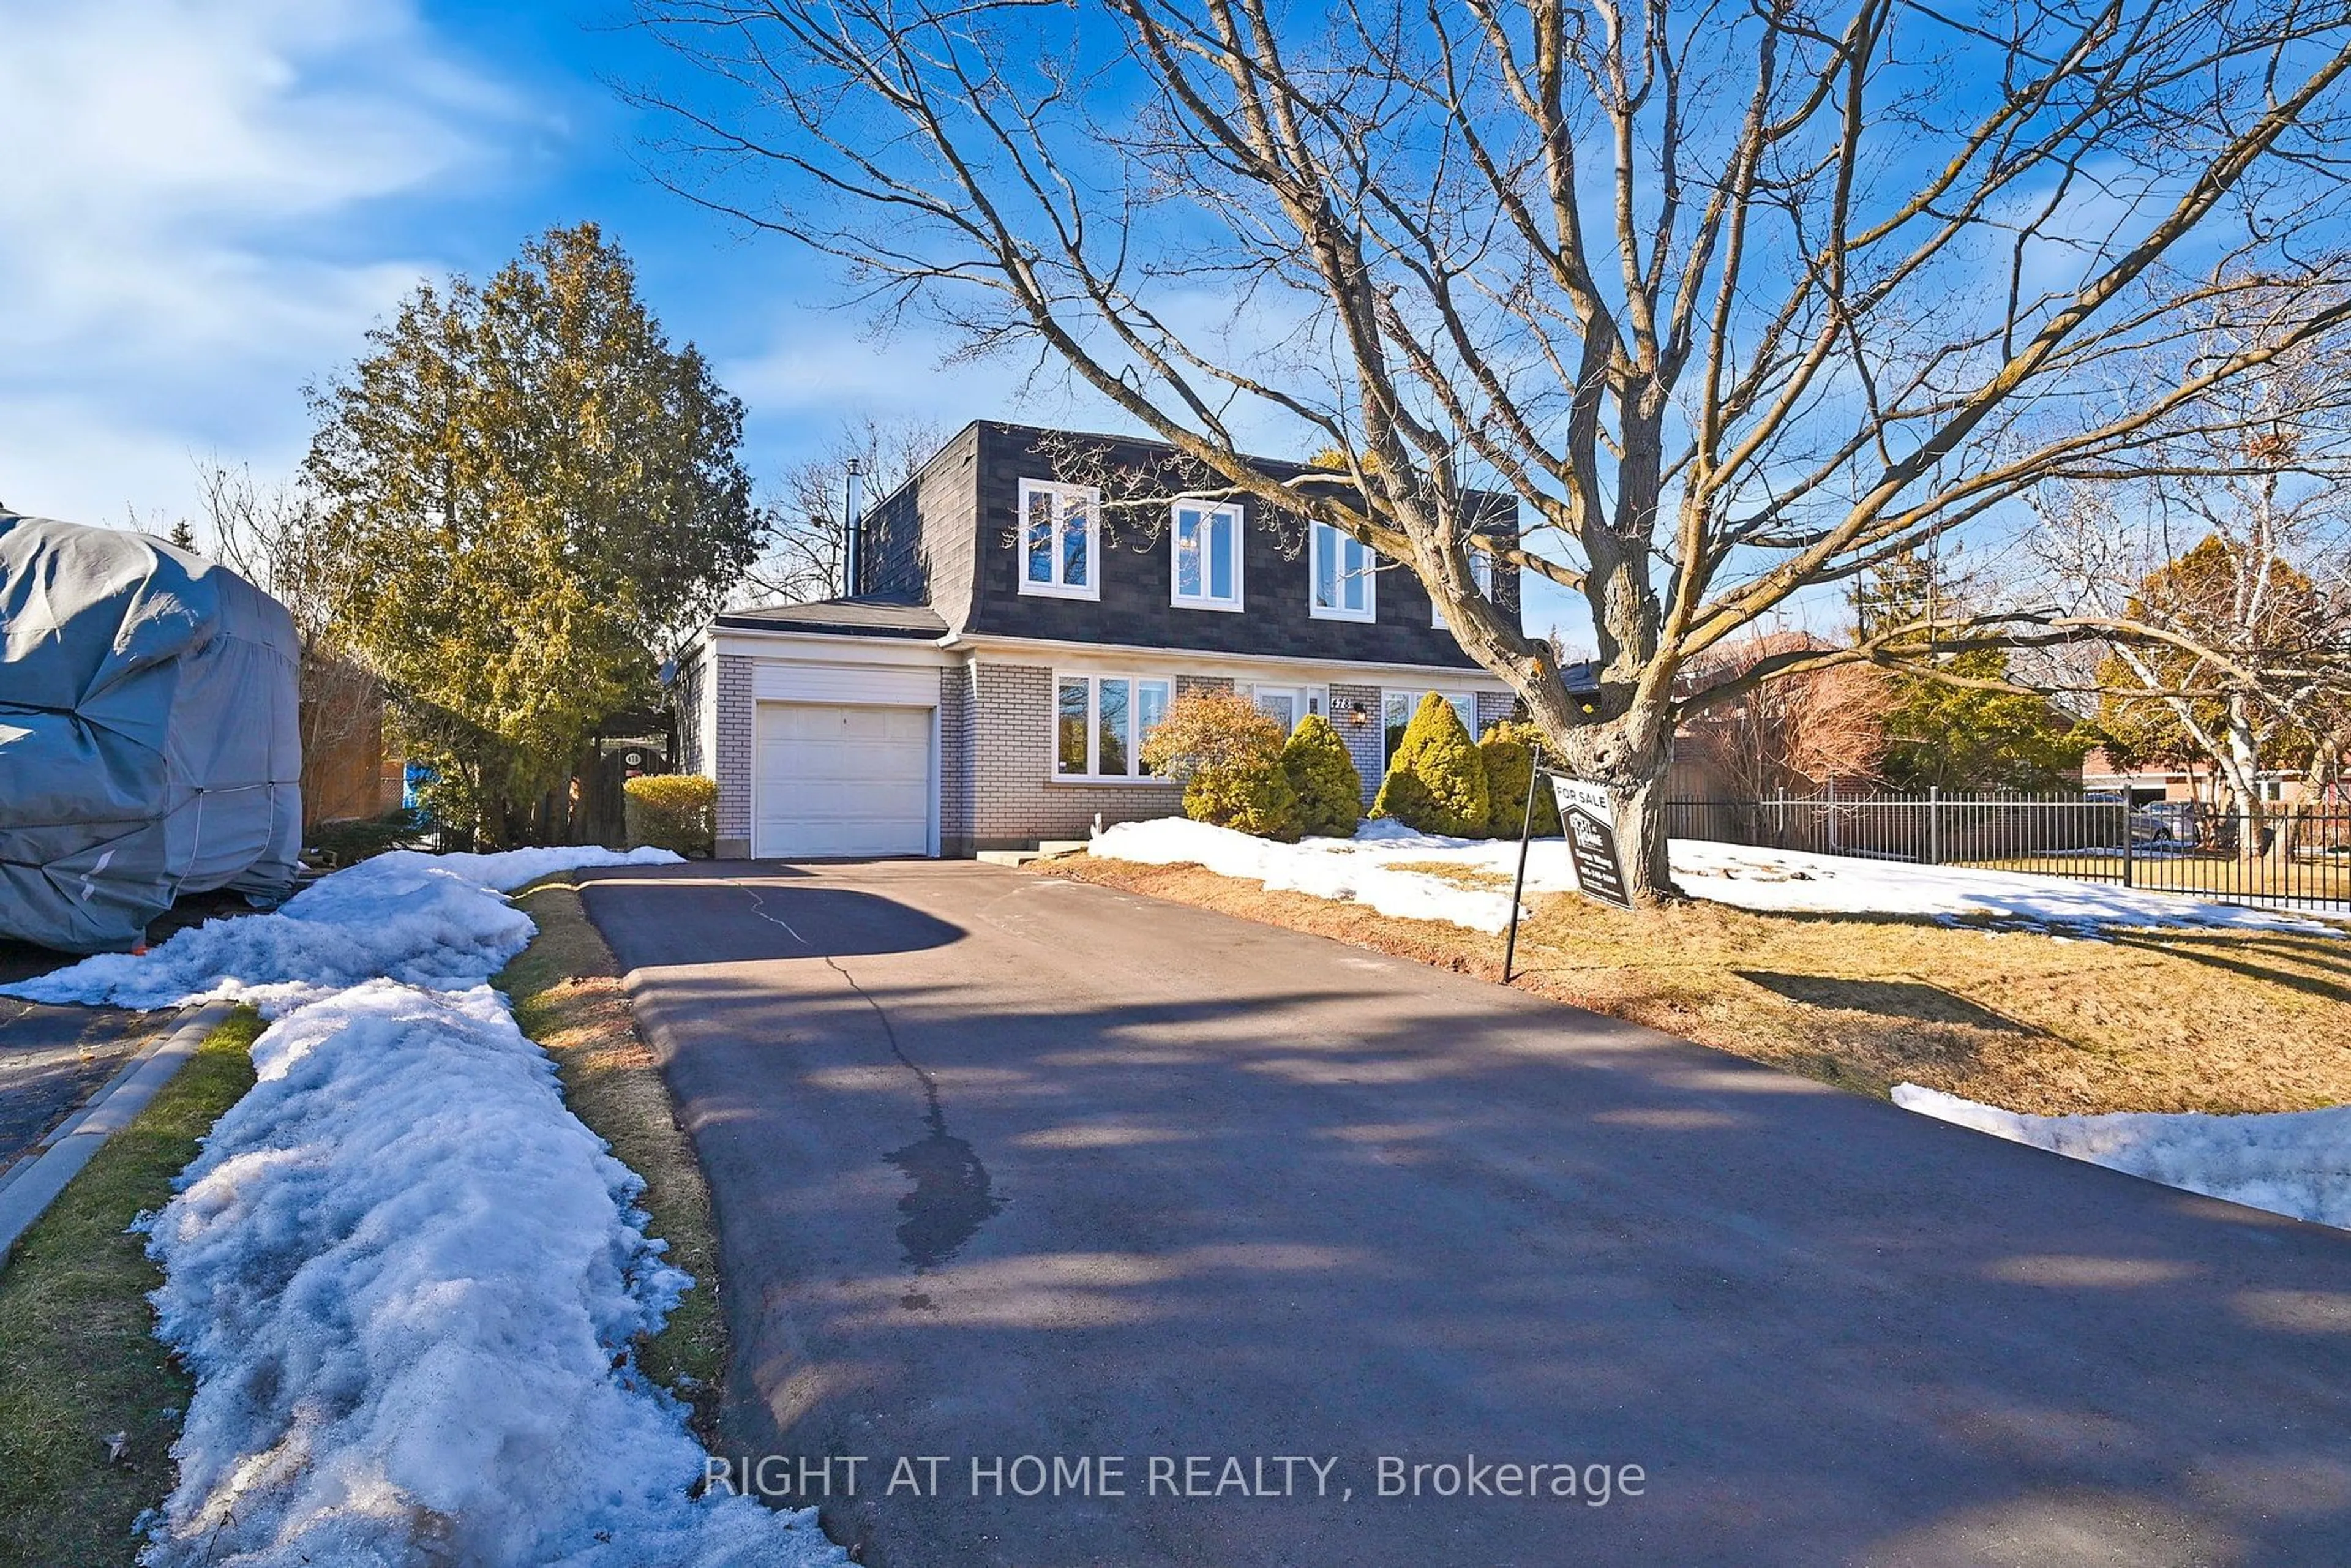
670 420 1524 858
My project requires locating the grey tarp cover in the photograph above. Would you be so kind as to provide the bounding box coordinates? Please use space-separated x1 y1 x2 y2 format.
1 513 301 952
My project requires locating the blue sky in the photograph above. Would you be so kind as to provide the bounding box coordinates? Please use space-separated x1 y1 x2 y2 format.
0 0 1082 536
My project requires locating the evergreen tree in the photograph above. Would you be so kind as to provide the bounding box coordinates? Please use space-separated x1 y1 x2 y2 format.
1372 693 1491 835
1281 713 1363 838
1882 649 2092 792
305 223 759 844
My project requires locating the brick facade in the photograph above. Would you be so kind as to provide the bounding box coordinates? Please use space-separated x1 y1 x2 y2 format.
940 663 977 856
714 653 754 858
970 661 1182 849
1328 681 1385 804
702 645 1512 858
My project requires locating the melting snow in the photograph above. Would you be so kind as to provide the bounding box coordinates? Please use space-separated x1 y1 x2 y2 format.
1 846 684 1015
1086 818 2344 937
3 846 844 1566
139 981 842 1566
1894 1083 2351 1232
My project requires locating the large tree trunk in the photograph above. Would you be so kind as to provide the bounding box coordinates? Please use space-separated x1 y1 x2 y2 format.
2222 697 2273 863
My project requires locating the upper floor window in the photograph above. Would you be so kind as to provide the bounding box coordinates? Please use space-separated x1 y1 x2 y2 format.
1310 522 1374 621
1171 500 1243 612
1431 549 1496 628
1019 478 1098 599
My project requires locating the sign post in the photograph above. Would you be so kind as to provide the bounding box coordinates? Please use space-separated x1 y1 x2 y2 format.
1550 776 1634 910
1501 744 1543 984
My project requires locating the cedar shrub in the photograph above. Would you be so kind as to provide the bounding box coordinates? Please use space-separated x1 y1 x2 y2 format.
1281 714 1364 838
1372 692 1491 836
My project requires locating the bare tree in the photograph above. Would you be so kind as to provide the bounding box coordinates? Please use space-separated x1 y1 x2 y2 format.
636 0 2351 898
1681 631 1892 798
198 463 391 826
2031 358 2351 853
739 416 943 604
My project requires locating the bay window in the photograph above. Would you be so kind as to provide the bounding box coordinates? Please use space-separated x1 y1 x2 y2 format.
1056 674 1173 779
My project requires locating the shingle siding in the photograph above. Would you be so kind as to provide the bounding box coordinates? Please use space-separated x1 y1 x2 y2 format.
953 422 1515 666
858 424 981 629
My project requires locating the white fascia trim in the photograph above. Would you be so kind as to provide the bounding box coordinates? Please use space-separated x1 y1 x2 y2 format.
710 626 953 666
944 631 1514 689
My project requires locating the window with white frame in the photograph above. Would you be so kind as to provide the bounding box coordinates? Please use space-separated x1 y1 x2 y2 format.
1431 549 1497 628
1383 689 1475 767
1310 522 1374 621
1248 685 1327 733
1171 499 1243 610
1056 674 1172 779
1019 478 1099 598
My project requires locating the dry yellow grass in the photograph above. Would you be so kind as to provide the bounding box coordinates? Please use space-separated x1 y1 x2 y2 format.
498 882 727 1438
1041 854 2351 1117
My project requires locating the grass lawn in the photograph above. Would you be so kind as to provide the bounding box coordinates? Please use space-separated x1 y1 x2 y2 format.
0 1007 261 1568
1043 853 2351 1117
1960 852 2351 904
498 881 726 1437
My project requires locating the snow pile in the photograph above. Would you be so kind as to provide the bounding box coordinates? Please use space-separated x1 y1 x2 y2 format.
1090 816 1524 931
1087 817 2344 937
1674 841 2341 935
1 846 680 1015
1894 1083 2351 1231
138 981 843 1567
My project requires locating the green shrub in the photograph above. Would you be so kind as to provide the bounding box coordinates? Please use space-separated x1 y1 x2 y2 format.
1479 719 1563 838
1187 759 1303 841
624 773 718 857
1280 714 1363 838
303 808 427 868
1138 689 1302 840
1372 692 1491 836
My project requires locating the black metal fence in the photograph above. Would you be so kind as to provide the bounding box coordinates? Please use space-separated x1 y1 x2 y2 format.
1665 788 2351 912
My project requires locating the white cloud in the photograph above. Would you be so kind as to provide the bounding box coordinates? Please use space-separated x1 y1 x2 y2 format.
0 0 517 524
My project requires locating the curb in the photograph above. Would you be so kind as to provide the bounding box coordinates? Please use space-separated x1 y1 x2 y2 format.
0 1000 236 1267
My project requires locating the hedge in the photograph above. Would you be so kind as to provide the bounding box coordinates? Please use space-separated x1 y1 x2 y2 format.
624 773 718 857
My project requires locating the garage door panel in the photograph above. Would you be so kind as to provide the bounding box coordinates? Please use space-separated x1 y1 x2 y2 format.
754 702 932 858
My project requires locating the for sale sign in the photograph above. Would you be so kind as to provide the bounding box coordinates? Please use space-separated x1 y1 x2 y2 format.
1548 776 1632 910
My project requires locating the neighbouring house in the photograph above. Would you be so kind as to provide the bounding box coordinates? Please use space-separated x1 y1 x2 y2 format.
2080 745 2308 809
669 420 1527 858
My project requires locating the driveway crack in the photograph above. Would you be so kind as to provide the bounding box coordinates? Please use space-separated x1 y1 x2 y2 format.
732 878 1005 1271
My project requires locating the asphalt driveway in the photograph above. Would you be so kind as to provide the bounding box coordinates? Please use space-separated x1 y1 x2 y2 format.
582 860 2351 1567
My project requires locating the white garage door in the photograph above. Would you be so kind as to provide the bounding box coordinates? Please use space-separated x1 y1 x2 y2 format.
754 702 933 858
